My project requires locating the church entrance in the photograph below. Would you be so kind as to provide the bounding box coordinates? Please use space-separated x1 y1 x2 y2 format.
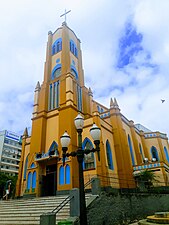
41 164 57 196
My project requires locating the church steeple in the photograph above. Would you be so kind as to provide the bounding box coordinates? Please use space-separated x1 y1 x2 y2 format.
35 22 85 116
43 22 84 86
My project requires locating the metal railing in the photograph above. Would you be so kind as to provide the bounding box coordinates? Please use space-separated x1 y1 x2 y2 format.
51 195 74 214
84 176 97 189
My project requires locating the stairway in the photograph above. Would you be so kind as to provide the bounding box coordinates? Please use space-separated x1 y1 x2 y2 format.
0 195 70 225
0 194 94 225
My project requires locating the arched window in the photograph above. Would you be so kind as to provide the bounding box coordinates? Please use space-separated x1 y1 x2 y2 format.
30 163 35 168
70 65 78 80
72 43 74 54
53 67 61 79
59 166 64 185
151 146 159 161
32 171 36 189
139 143 144 160
128 135 135 166
51 63 62 80
65 165 70 184
48 81 60 110
106 140 114 170
27 172 32 190
82 138 95 170
164 146 169 163
77 84 82 112
24 155 28 180
75 48 78 57
70 40 78 57
57 42 60 52
52 45 56 55
48 141 58 156
52 38 62 55
49 84 53 110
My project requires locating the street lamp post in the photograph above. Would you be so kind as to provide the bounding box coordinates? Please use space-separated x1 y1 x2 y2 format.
60 114 101 225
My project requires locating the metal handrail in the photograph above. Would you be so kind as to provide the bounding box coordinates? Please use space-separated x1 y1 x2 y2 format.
51 195 74 214
48 176 97 217
84 176 96 188
84 179 92 188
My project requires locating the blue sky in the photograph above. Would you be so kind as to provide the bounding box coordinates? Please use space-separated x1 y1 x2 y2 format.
0 0 169 136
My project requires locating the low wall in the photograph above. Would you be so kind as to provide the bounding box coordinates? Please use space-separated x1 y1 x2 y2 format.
87 192 169 225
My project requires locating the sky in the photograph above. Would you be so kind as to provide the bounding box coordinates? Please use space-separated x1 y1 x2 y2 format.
0 0 169 136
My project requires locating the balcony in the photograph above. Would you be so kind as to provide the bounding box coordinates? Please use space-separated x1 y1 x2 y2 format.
133 161 169 176
35 149 60 162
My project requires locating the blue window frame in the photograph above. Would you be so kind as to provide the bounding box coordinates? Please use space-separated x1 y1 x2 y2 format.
52 45 56 55
30 163 35 169
24 155 28 180
106 140 114 170
59 166 64 185
51 64 62 80
77 84 82 112
70 65 78 79
139 143 144 160
151 146 159 161
164 146 169 163
70 40 78 57
49 84 53 110
56 81 60 108
75 48 77 57
65 165 70 184
48 81 60 110
52 38 62 55
82 138 95 170
32 171 36 188
27 172 32 190
128 135 135 166
48 141 58 156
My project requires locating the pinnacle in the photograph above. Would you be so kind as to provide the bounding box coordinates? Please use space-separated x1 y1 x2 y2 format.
114 98 119 108
23 127 28 137
110 98 114 108
35 81 41 91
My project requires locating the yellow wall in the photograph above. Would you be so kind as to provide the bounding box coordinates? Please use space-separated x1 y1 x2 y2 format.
45 113 59 152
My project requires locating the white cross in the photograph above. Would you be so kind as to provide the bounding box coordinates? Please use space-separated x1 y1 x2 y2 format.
60 9 71 23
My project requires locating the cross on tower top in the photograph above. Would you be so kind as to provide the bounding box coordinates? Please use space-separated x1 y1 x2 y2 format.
60 9 71 23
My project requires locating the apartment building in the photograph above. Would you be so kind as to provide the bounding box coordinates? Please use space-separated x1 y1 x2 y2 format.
0 130 22 176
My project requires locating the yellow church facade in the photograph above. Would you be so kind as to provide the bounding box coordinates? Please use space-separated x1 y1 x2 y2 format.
16 22 169 197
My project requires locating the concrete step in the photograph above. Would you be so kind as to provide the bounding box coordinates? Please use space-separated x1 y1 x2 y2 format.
0 193 93 225
0 195 71 225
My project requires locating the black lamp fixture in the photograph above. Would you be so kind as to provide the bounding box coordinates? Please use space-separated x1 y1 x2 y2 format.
60 113 101 225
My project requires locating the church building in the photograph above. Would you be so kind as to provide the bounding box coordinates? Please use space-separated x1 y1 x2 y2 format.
16 20 169 197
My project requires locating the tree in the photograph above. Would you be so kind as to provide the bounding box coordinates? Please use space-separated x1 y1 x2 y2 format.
0 172 18 199
136 170 158 190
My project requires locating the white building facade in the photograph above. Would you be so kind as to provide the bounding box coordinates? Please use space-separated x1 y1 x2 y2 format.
0 130 22 176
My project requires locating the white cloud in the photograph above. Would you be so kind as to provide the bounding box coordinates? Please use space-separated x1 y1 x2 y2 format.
0 0 169 138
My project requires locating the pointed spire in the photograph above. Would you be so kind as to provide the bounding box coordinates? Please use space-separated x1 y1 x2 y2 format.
35 81 40 91
110 98 114 108
23 127 28 138
114 98 119 108
88 87 93 97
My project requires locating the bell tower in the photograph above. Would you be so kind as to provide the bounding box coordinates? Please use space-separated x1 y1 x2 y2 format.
37 21 85 114
27 20 91 195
